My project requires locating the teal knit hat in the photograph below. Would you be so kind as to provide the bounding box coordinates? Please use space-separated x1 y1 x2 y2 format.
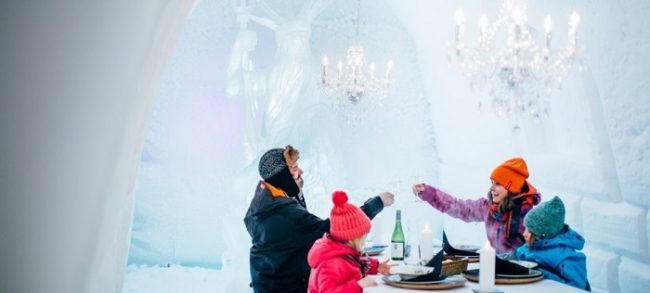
524 196 566 239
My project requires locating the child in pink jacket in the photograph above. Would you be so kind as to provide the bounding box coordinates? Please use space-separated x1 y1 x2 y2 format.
413 158 541 254
308 191 394 292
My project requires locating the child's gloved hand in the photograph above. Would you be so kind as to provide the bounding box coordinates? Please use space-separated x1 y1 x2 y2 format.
377 259 397 275
357 275 378 288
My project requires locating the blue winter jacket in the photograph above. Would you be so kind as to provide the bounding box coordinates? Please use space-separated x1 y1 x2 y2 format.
516 226 590 291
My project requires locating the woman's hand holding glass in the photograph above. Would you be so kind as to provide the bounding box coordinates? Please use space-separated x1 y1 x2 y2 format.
412 183 426 202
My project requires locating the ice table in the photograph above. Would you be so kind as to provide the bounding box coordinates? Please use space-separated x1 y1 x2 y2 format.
365 256 586 292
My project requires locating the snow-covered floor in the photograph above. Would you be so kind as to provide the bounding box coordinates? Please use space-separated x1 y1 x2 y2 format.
122 265 251 293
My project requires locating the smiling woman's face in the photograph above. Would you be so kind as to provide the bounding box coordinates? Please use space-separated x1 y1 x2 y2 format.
490 179 508 203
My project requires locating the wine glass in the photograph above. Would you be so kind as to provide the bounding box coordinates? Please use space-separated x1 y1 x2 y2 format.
410 175 425 203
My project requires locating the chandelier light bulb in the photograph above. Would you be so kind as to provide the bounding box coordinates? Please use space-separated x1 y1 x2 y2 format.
480 14 489 32
569 11 580 29
386 60 394 79
544 15 553 35
454 9 465 27
512 7 525 25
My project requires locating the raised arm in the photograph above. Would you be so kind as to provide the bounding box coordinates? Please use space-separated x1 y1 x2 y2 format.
417 184 489 222
359 195 386 220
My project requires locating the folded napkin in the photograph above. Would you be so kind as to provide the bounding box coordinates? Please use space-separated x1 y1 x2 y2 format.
495 256 530 275
442 231 479 257
402 249 447 282
464 256 531 278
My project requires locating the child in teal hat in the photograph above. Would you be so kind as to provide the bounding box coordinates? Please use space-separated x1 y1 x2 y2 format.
516 196 591 291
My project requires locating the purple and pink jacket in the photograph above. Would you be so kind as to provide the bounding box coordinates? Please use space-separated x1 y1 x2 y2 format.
418 184 541 254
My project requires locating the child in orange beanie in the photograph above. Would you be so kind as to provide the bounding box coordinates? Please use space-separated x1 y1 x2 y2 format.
413 158 541 254
307 191 395 292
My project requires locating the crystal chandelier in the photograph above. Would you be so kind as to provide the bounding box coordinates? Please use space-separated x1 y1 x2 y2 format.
451 0 584 127
319 0 393 105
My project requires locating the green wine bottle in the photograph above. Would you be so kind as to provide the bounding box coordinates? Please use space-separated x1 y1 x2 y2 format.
391 209 405 261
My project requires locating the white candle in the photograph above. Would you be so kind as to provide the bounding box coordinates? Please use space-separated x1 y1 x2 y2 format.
454 9 465 53
420 224 434 262
544 15 553 35
569 11 580 31
385 60 393 79
479 14 488 41
337 61 343 78
479 241 495 292
544 15 552 52
454 8 465 28
568 11 580 53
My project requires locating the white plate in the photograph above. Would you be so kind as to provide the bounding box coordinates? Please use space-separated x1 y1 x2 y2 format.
390 265 434 278
362 246 385 256
510 260 538 269
385 274 465 285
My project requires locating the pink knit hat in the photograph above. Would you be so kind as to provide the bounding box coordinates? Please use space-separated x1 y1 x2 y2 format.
330 191 371 241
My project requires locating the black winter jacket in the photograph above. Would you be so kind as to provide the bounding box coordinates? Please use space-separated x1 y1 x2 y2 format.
244 181 384 293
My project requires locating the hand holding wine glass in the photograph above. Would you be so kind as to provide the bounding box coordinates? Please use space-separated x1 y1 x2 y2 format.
379 192 395 207
412 177 426 202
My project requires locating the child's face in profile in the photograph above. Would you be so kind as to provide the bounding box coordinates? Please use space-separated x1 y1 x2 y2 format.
351 234 368 252
523 228 535 245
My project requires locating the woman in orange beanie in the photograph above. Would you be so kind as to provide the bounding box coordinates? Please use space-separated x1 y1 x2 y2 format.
412 158 541 254
307 191 395 292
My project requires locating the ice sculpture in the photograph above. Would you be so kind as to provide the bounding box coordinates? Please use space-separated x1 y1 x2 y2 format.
222 0 339 278
227 0 333 167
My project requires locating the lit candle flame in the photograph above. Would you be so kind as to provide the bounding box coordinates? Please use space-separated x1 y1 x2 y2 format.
544 15 552 35
569 11 580 29
480 14 488 31
454 9 465 27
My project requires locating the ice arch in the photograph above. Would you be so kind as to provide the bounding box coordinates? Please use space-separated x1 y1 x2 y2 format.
126 0 439 280
0 1 196 292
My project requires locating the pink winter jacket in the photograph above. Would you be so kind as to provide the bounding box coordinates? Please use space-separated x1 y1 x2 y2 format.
308 234 379 293
418 184 540 254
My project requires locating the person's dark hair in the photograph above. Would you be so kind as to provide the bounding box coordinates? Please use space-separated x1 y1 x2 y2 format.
487 182 530 213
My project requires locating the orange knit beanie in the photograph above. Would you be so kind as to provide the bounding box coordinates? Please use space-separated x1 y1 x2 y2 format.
490 157 529 194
